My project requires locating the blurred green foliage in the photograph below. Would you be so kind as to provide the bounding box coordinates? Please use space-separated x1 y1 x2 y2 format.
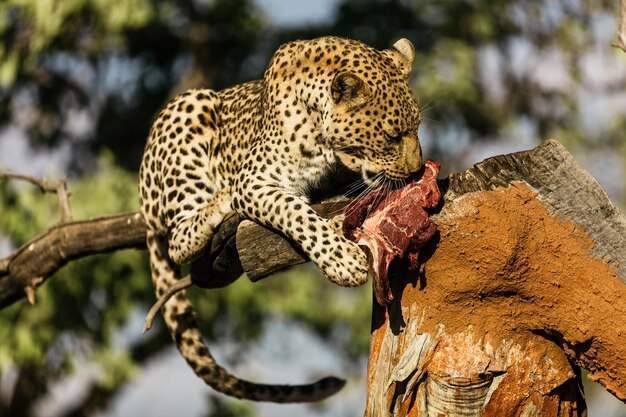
1 0 625 415
0 0 153 75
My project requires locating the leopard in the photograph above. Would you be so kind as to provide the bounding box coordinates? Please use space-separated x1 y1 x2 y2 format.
138 36 423 403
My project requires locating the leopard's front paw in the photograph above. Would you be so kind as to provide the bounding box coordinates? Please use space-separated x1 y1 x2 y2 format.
327 214 346 235
319 238 369 287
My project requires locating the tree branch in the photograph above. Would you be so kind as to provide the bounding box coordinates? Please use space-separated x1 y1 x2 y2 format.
1 172 73 222
0 172 59 193
0 213 146 308
143 275 193 333
0 199 344 309
613 0 626 52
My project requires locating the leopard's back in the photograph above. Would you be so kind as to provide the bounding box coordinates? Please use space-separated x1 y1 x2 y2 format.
139 81 262 234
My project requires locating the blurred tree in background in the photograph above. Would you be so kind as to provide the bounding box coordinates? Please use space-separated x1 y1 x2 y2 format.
1 0 625 416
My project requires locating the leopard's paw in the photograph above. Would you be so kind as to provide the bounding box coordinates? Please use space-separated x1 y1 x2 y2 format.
327 214 346 235
320 238 369 287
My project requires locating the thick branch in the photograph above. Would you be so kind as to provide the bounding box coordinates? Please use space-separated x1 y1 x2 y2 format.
0 213 146 308
0 201 344 308
363 139 626 415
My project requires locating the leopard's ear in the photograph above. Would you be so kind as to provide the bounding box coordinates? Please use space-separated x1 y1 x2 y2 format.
383 38 415 77
331 71 369 110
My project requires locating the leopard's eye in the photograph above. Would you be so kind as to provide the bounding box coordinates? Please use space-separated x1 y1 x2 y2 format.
385 132 402 142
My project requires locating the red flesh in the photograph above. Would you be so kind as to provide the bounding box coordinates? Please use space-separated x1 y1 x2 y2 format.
343 160 441 305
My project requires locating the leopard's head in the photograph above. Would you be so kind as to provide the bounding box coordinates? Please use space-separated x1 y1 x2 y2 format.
328 39 423 184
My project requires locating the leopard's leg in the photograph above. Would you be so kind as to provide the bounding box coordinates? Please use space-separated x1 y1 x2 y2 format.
167 188 232 265
233 182 369 287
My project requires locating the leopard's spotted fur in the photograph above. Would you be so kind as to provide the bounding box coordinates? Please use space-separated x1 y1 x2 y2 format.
139 36 422 402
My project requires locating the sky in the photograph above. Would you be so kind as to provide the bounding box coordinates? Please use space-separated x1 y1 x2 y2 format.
252 0 340 27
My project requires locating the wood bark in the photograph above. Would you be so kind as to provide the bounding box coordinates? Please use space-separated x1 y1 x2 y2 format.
1 139 625 416
0 213 146 308
364 139 626 416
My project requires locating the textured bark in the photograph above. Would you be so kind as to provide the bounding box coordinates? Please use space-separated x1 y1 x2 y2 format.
364 139 626 416
0 213 146 308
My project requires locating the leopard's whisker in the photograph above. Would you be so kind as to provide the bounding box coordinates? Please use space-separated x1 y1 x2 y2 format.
343 178 368 197
417 96 432 113
330 177 370 217
344 172 385 219
362 173 384 197
421 116 440 125
361 175 387 220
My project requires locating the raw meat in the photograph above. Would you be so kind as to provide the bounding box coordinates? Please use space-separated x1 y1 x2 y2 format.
343 160 441 305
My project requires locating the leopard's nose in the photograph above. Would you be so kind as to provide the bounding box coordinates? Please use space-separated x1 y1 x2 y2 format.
405 137 422 173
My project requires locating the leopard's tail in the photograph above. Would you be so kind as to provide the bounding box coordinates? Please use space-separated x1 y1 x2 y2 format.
146 232 345 402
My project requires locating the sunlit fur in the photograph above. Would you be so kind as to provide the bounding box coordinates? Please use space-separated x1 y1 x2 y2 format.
138 36 423 402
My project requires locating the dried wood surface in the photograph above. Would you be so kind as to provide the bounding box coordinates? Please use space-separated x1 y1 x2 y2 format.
364 139 626 416
446 138 626 282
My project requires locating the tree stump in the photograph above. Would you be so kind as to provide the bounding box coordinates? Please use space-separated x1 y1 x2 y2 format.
363 139 626 416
